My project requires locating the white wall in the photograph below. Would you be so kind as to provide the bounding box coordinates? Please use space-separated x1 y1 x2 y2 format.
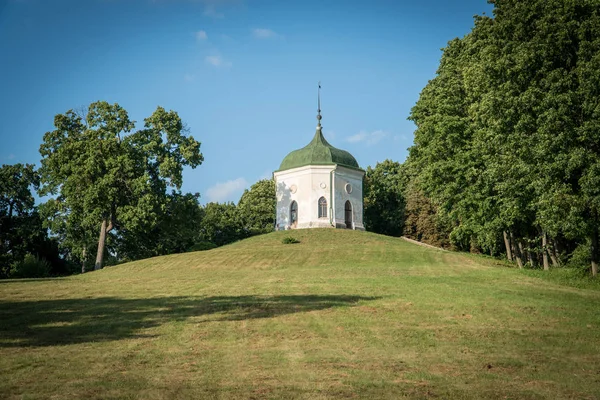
274 165 334 230
333 167 365 230
274 165 364 231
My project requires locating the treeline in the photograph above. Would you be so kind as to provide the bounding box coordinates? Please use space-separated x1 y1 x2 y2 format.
364 0 600 276
1 161 275 278
1 101 275 279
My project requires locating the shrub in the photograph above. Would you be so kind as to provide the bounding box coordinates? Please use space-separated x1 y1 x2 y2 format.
187 241 218 252
281 236 300 244
10 254 51 278
567 241 592 273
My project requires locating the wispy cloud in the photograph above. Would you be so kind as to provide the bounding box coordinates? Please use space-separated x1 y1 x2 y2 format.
346 130 389 146
184 73 196 82
195 30 208 41
252 28 282 39
206 178 248 202
205 55 232 68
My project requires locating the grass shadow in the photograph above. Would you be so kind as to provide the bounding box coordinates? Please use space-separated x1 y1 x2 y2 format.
0 294 378 347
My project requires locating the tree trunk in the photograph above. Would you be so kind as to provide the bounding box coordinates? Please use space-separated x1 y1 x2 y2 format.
94 220 108 271
512 233 524 269
503 231 513 261
592 224 598 277
548 239 560 267
516 240 525 269
81 247 87 274
527 247 534 267
542 231 550 271
549 239 560 267
94 217 114 270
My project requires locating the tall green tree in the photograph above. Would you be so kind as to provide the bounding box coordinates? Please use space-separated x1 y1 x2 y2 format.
403 180 452 249
363 160 407 237
0 164 39 276
408 0 600 274
237 179 275 236
116 191 203 261
408 33 489 253
0 164 65 277
200 202 244 246
39 101 203 270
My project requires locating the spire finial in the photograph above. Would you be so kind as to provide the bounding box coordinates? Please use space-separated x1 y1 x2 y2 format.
317 81 322 128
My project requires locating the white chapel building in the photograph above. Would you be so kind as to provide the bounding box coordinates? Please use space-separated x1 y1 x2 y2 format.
273 98 365 231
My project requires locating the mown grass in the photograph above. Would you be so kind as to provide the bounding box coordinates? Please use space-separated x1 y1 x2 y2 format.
1 229 599 399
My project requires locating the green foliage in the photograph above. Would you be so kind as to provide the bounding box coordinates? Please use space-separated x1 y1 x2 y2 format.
187 241 218 252
9 254 51 278
0 163 40 275
407 0 600 272
200 202 244 247
237 179 275 236
363 160 406 237
196 179 275 249
403 181 452 249
38 101 203 269
0 163 38 215
117 192 204 261
567 241 592 272
0 164 66 278
281 236 300 244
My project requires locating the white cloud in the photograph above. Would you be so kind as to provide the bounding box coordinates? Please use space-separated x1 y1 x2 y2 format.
206 178 248 202
252 28 281 39
184 73 196 82
346 130 389 146
205 55 232 68
195 30 208 41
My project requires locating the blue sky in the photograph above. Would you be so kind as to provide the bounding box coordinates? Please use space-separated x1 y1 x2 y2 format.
0 0 493 204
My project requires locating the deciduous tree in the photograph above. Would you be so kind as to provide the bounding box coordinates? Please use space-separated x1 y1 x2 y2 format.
237 179 275 236
39 101 203 270
363 160 406 237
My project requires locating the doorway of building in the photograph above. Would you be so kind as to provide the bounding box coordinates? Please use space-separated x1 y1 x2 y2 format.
290 201 298 228
344 200 352 229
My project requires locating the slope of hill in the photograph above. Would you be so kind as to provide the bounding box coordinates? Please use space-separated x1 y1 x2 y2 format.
1 229 599 399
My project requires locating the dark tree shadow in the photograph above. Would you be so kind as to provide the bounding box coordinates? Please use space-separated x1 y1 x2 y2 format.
0 294 379 347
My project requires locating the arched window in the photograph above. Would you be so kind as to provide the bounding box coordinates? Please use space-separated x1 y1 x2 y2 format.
290 201 298 227
345 200 352 229
318 197 327 218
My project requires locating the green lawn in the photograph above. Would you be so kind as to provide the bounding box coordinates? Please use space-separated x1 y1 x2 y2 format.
1 229 599 399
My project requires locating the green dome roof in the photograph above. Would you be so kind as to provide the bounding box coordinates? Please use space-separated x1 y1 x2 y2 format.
278 127 360 171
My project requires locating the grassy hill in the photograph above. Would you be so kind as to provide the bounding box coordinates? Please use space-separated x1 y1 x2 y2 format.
1 229 599 399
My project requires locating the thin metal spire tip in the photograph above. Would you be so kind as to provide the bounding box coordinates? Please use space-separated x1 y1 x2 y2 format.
317 81 322 127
